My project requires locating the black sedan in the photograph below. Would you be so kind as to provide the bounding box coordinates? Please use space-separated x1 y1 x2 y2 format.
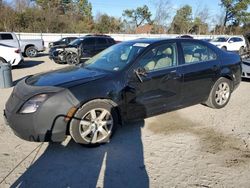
4 38 241 146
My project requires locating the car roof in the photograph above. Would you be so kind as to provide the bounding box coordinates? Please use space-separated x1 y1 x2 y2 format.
77 35 113 40
122 38 201 44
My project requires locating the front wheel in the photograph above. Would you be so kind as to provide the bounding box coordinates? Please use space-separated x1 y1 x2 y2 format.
70 100 118 146
205 77 232 109
66 53 79 65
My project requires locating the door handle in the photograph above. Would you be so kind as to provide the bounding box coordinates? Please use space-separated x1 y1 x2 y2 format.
164 71 180 81
170 70 177 74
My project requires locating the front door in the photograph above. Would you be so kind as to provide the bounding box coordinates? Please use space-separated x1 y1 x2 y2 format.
125 42 182 119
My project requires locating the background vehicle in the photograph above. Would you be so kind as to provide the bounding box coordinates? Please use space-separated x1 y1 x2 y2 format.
49 35 116 64
5 38 241 146
0 43 23 66
179 35 193 39
241 32 250 78
48 37 78 48
210 36 246 54
0 32 45 57
242 59 250 79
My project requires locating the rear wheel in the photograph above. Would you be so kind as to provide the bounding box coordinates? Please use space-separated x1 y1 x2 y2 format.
0 57 7 64
221 46 227 51
205 77 232 109
70 100 118 146
25 46 38 57
239 46 245 55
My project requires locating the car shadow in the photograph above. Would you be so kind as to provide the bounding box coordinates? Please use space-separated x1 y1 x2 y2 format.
13 60 44 69
241 78 250 82
11 121 149 188
36 52 49 57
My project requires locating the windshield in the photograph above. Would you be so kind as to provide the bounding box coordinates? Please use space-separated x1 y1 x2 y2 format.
212 37 228 42
84 42 149 72
69 38 83 46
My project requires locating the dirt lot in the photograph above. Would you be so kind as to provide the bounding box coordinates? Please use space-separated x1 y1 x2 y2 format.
0 53 250 188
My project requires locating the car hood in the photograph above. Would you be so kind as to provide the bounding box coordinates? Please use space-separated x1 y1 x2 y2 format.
26 66 108 87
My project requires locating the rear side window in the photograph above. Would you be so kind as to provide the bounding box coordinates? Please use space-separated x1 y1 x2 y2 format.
96 38 107 45
181 42 217 64
235 37 243 42
83 38 95 46
107 38 115 44
229 37 243 42
0 34 13 40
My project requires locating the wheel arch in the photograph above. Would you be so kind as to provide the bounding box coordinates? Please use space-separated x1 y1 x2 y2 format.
0 56 7 63
24 44 37 52
219 67 235 91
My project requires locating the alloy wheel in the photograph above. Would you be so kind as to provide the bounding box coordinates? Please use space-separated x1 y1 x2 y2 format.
27 48 37 57
79 108 113 144
215 82 230 106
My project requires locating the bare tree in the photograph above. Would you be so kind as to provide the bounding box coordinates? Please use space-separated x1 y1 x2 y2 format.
152 0 172 32
14 0 31 12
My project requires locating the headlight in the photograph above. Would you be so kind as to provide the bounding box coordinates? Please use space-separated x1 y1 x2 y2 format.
19 94 49 114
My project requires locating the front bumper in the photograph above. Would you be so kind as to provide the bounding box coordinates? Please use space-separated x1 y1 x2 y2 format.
11 56 24 66
4 79 79 142
49 50 66 63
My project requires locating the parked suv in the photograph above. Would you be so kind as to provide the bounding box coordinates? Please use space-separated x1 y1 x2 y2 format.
210 36 246 54
49 35 116 64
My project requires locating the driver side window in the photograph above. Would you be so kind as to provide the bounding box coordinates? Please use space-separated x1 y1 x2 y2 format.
139 43 177 72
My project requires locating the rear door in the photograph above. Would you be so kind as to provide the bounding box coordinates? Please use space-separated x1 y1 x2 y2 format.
180 41 220 105
126 42 182 119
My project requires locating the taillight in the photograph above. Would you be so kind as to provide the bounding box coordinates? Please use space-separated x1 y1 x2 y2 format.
15 49 21 54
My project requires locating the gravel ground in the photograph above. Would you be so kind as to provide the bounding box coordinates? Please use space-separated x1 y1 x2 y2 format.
0 53 250 188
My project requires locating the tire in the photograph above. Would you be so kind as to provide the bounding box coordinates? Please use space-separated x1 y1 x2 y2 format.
70 100 118 146
66 53 79 65
221 46 227 51
0 57 7 64
205 77 232 109
239 46 244 55
25 46 38 57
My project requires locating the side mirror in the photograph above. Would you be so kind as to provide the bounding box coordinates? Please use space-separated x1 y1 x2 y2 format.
134 67 147 82
228 40 233 43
